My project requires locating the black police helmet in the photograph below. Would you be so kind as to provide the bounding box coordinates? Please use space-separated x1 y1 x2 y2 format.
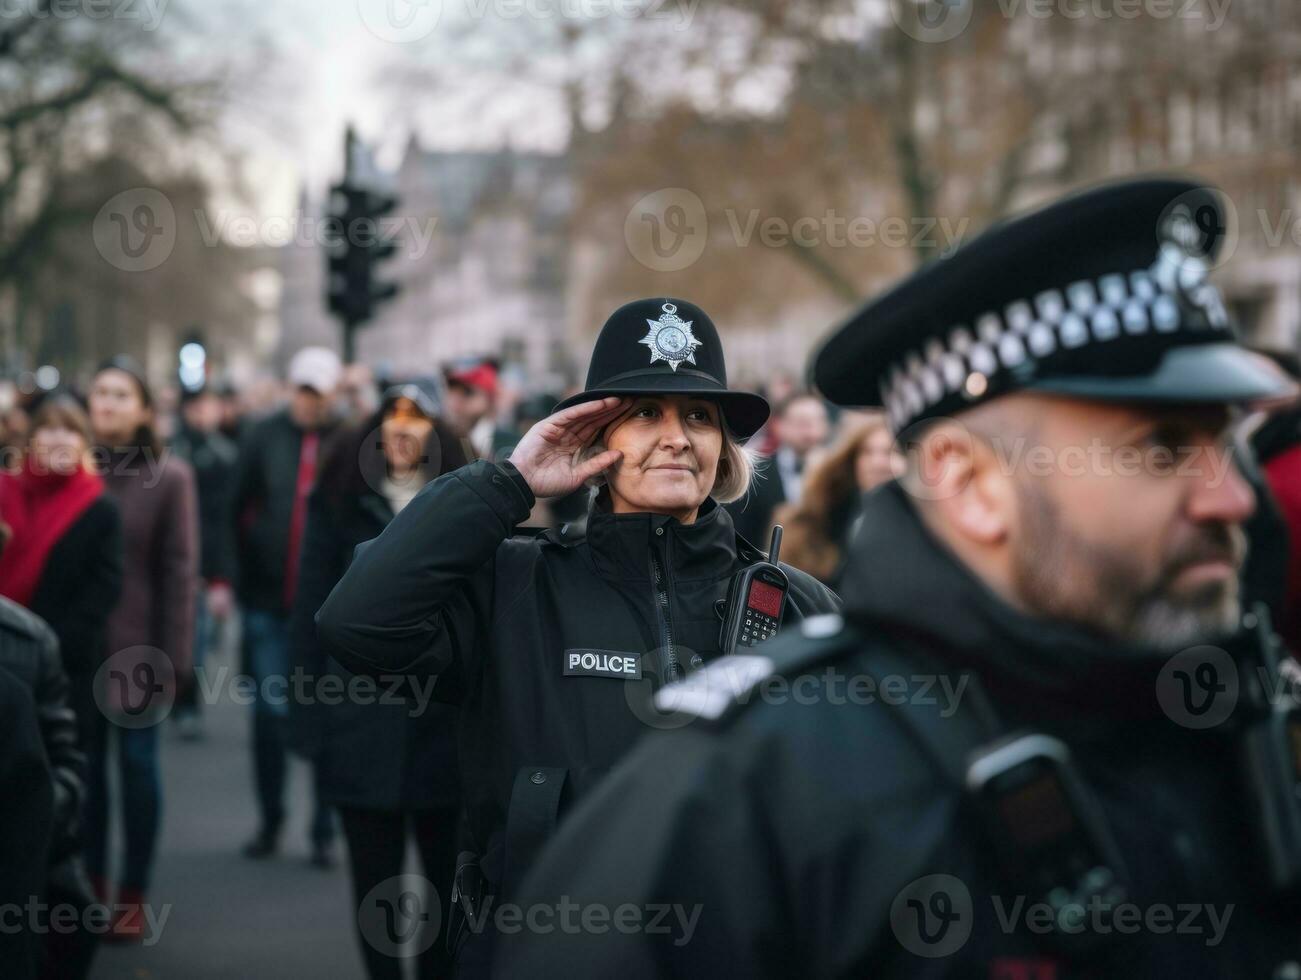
553 297 770 440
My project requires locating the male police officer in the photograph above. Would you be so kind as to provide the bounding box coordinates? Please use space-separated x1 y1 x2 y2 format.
496 179 1301 978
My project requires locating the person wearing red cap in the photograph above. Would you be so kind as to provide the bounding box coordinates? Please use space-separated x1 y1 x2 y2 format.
443 357 518 462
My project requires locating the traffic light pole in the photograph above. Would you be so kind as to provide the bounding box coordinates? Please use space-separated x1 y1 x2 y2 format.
342 316 359 363
326 124 401 364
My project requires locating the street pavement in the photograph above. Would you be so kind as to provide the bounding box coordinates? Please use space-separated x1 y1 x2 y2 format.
89 638 365 980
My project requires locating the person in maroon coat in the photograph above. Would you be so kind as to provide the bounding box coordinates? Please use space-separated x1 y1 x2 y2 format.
85 357 198 943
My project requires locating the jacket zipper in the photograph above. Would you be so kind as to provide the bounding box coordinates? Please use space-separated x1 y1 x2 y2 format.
650 532 682 685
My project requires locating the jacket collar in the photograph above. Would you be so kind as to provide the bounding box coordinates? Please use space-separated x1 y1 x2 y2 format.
580 495 740 582
839 481 1245 723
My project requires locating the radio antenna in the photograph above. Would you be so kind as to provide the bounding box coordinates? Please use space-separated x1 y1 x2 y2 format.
767 525 783 565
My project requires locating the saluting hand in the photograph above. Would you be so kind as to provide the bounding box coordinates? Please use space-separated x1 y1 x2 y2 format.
507 396 628 499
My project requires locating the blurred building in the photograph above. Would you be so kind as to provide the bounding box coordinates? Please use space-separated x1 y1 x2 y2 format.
275 137 573 390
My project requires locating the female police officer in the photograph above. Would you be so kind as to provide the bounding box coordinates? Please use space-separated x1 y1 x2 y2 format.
317 297 839 973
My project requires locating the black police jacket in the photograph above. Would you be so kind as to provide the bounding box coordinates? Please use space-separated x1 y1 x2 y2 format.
499 481 1301 979
316 459 840 901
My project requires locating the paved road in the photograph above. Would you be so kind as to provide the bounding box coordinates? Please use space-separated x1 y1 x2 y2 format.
90 641 365 980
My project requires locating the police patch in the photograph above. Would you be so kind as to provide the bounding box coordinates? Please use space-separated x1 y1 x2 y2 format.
563 649 642 680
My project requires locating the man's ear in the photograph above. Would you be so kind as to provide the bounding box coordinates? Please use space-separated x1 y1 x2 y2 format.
912 421 1012 547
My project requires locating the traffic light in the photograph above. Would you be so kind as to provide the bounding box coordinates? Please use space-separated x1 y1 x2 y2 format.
325 128 402 359
326 185 401 324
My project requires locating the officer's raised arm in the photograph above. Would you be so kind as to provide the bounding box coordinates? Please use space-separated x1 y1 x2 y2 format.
314 397 626 680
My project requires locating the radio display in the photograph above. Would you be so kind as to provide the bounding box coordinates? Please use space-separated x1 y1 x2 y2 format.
747 580 783 618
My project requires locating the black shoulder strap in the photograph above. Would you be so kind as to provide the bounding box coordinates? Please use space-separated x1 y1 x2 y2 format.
854 645 1002 789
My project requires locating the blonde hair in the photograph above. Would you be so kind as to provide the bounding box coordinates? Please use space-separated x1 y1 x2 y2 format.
578 416 756 505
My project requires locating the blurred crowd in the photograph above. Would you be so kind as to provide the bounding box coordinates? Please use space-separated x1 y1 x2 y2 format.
0 338 1299 980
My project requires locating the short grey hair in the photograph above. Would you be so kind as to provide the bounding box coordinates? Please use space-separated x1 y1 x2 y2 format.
578 422 756 504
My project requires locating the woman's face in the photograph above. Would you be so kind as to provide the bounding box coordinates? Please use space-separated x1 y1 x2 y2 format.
30 423 88 476
855 427 901 492
89 369 149 445
380 398 434 476
603 395 723 524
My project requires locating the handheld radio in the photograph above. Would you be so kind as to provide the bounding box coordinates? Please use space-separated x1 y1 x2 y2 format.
719 526 790 657
966 733 1130 950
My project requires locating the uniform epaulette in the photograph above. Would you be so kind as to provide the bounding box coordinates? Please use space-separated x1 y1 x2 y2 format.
653 614 858 723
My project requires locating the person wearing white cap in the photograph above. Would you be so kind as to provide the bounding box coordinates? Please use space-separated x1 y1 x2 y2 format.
231 345 343 866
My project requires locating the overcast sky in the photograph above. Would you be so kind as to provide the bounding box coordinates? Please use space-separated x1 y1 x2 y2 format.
198 0 576 219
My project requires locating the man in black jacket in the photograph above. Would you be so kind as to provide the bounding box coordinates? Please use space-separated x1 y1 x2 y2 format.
499 180 1301 978
170 384 239 739
232 346 341 863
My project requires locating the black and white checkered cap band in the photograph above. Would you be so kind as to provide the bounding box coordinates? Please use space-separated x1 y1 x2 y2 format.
879 247 1231 433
